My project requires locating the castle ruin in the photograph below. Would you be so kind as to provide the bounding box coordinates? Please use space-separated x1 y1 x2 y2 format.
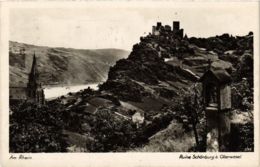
152 21 184 38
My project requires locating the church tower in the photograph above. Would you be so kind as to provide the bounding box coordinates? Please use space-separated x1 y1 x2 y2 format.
27 52 45 105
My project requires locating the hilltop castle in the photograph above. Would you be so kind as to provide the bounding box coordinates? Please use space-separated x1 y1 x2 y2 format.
10 53 45 105
152 21 184 38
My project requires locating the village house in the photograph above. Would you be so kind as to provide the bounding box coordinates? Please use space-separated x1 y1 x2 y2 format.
132 110 145 128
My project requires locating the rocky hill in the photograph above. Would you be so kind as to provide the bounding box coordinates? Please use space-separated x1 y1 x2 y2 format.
9 41 130 86
99 28 253 105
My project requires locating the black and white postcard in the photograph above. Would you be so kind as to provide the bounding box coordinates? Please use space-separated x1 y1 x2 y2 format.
0 1 259 167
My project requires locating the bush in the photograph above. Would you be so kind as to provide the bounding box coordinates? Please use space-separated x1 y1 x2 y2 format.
9 102 69 152
234 53 253 86
88 108 140 152
231 79 253 111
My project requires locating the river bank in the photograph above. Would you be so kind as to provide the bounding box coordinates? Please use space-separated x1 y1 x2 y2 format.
44 83 101 99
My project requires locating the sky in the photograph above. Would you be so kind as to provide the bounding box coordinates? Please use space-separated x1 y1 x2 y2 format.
9 3 258 51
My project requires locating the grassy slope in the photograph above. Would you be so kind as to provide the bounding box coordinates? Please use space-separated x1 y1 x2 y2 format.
9 41 130 86
132 120 195 152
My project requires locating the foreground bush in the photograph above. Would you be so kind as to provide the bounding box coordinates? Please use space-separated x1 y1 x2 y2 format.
9 102 68 152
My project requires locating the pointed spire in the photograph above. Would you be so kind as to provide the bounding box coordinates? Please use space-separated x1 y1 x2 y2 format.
28 51 39 86
31 51 37 75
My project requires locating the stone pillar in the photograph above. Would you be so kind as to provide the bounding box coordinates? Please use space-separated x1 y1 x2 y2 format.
219 111 231 151
206 107 231 152
206 106 219 152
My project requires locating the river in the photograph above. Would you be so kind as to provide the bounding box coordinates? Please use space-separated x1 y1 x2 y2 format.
44 83 100 99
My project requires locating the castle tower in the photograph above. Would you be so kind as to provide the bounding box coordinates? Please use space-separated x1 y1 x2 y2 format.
152 26 156 35
173 21 180 30
152 23 161 36
27 52 45 105
156 22 162 29
172 21 183 38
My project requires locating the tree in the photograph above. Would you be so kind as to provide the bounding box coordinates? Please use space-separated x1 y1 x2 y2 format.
88 108 137 152
174 83 206 151
10 102 68 152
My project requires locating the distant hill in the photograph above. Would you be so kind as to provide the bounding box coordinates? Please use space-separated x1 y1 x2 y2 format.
9 41 130 86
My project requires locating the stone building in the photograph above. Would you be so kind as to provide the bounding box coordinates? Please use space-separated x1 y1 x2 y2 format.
151 21 184 38
132 110 145 128
9 86 28 101
9 53 45 105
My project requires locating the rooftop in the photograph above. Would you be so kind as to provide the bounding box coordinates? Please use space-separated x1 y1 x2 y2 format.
199 68 232 84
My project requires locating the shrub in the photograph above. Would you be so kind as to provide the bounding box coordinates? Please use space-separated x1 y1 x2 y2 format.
88 108 139 152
